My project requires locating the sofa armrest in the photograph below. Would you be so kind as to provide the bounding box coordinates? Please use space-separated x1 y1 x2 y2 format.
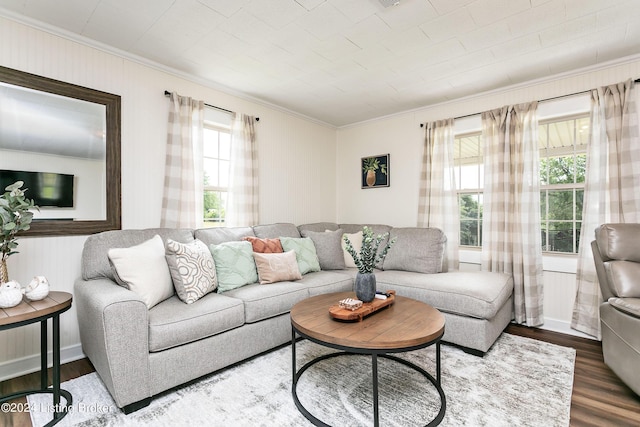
74 278 151 408
609 297 640 319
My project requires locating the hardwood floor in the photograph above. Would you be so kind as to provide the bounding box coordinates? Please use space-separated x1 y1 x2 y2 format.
0 325 638 426
506 324 640 427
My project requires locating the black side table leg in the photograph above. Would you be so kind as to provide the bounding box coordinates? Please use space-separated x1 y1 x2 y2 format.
40 319 48 390
372 354 379 427
436 342 441 386
53 314 61 419
291 327 296 384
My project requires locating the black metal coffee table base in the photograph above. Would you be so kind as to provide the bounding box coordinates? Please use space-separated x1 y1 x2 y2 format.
291 329 446 427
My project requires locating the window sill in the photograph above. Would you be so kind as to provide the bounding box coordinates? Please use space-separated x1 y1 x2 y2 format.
459 248 578 274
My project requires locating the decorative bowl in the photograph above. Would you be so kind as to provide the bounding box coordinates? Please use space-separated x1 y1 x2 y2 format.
24 276 50 301
0 281 24 308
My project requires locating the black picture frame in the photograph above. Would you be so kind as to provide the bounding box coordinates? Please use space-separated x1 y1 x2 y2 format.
361 154 390 189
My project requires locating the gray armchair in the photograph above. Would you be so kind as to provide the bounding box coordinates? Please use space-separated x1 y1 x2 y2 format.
592 223 640 395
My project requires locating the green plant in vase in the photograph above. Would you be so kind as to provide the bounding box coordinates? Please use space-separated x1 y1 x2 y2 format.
0 181 38 283
343 226 396 302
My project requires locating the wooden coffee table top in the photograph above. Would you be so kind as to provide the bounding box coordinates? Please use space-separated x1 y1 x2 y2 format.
291 292 445 351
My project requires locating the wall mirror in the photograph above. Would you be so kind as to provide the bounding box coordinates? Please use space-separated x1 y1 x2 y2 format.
0 65 121 236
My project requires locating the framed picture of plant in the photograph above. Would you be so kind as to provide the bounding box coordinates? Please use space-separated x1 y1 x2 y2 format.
361 154 390 188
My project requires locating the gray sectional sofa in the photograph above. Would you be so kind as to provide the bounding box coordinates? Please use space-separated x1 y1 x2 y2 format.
75 222 513 412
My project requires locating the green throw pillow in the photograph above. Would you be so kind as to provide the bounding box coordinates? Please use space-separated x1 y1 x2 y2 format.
279 237 321 275
210 241 258 292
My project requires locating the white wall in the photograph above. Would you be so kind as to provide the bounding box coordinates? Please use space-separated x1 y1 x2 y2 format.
0 16 337 380
336 56 640 337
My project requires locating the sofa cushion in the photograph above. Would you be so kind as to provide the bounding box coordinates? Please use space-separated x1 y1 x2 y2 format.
298 222 340 233
376 270 513 319
223 282 309 323
253 223 300 239
253 251 302 284
342 230 363 268
382 227 446 274
107 235 175 309
296 270 354 296
165 238 217 304
280 237 321 274
83 228 194 281
210 241 258 292
300 229 346 270
195 227 254 246
243 236 283 253
148 293 245 352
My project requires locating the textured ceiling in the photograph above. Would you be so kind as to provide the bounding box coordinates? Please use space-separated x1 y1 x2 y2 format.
1 0 640 126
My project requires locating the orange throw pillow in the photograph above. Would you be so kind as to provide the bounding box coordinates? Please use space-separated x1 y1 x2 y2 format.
243 236 284 253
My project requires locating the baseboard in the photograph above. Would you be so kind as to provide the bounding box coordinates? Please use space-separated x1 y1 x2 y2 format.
538 318 598 340
0 343 85 382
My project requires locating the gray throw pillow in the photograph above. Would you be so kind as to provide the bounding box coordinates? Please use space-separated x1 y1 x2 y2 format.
300 229 346 270
382 227 446 274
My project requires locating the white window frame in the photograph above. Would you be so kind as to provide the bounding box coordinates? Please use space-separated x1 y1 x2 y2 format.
202 122 231 227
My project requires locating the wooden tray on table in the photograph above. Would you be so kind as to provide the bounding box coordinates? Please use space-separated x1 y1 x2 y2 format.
329 290 396 322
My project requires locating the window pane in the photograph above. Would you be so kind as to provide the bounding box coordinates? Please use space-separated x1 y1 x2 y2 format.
460 220 480 246
575 154 586 183
203 190 226 226
576 117 589 147
548 190 574 220
219 160 230 187
547 222 574 253
204 158 219 187
459 194 480 220
540 191 547 220
546 156 575 184
220 132 231 160
204 128 218 158
576 189 584 220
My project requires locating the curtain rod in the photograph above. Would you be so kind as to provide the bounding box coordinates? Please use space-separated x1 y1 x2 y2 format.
419 77 640 127
164 91 259 122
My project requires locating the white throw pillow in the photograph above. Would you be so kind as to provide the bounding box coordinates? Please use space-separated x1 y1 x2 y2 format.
108 235 174 309
342 230 363 268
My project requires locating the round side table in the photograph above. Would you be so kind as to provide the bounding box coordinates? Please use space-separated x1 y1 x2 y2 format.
0 291 73 426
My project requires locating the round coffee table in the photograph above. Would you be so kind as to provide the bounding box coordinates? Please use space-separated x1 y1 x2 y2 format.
290 291 446 427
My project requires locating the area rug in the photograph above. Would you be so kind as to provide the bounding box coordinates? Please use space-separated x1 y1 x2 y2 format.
29 333 575 427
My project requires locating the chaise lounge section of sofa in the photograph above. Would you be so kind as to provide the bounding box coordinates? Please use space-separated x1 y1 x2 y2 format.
75 222 513 412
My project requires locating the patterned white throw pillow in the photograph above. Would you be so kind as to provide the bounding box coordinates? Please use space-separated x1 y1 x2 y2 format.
165 239 217 304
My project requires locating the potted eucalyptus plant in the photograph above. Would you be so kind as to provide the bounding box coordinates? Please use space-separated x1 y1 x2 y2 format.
343 226 396 302
0 181 38 283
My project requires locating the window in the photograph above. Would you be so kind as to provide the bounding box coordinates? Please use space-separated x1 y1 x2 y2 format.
539 114 588 253
453 109 589 254
454 132 483 247
203 123 231 227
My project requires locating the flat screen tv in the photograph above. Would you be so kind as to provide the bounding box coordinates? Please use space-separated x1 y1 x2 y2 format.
0 170 74 208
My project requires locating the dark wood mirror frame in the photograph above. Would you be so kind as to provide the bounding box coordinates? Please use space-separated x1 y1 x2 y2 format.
0 65 121 236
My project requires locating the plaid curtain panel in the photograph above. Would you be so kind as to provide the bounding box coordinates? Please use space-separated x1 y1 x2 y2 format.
481 102 544 326
227 113 259 227
417 118 459 271
572 79 640 338
161 92 204 228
